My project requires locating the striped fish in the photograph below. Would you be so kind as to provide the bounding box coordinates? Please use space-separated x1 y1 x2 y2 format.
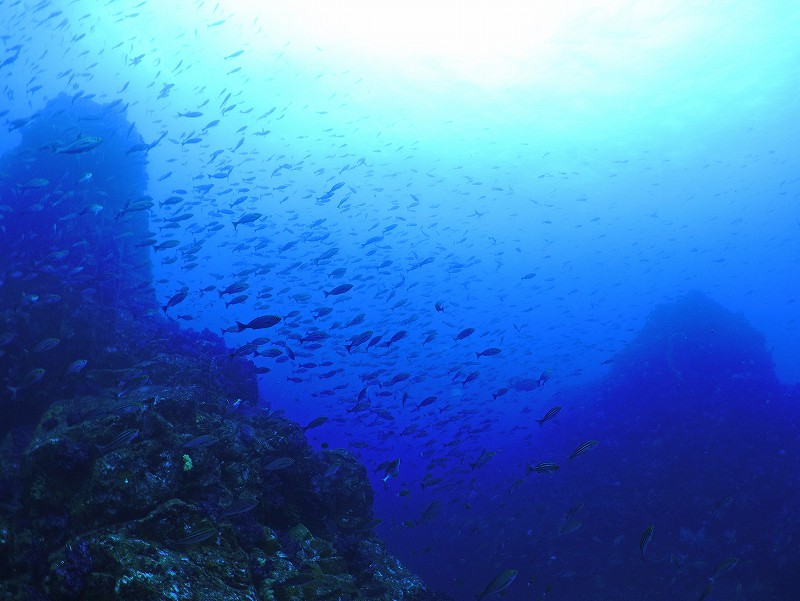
182 434 216 449
220 499 259 518
525 462 559 474
63 359 88 375
97 428 139 454
559 520 582 535
536 406 562 426
265 457 294 471
30 337 60 353
711 557 738 581
169 527 216 546
476 569 517 601
640 524 654 560
569 440 599 460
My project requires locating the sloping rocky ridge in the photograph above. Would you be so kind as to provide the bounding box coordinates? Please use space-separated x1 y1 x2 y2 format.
0 326 449 601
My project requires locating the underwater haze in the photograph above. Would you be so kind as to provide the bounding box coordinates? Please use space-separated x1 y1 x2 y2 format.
2 1 799 600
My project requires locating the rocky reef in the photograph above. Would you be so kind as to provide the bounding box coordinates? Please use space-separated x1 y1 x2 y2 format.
0 94 449 601
1 93 155 435
605 290 778 400
0 323 447 600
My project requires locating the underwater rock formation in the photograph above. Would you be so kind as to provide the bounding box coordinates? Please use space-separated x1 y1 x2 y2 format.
606 290 778 400
0 94 448 601
0 93 156 434
0 92 154 310
494 290 799 600
0 337 447 600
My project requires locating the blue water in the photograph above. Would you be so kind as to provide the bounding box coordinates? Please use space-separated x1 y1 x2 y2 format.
2 1 799 599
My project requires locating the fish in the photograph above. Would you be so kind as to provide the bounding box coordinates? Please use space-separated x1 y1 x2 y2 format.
382 372 410 387
302 416 329 432
126 143 151 154
230 343 259 358
366 335 383 350
107 400 148 416
265 457 295 470
7 367 46 398
569 440 598 460
117 373 149 397
416 396 437 410
116 198 154 220
640 524 654 560
525 462 559 474
453 327 475 341
316 181 345 201
559 520 582 535
30 337 60 353
536 406 562 426
362 235 383 248
218 282 249 297
476 569 517 600
345 330 373 353
162 290 188 313
169 527 216 546
314 248 339 264
513 378 542 392
381 458 400 482
167 212 192 223
232 212 262 230
225 294 249 308
63 359 89 375
97 428 139 454
154 239 180 252
81 203 103 216
470 449 495 470
324 283 353 298
711 557 738 581
236 315 281 331
301 331 331 344
220 498 259 517
17 178 49 189
311 307 334 320
52 135 103 154
476 347 501 358
182 435 217 449
462 371 480 386
387 330 407 345
711 495 734 516
278 240 297 254
416 500 441 525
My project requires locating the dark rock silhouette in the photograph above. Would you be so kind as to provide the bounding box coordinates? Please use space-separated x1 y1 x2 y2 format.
0 95 449 600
